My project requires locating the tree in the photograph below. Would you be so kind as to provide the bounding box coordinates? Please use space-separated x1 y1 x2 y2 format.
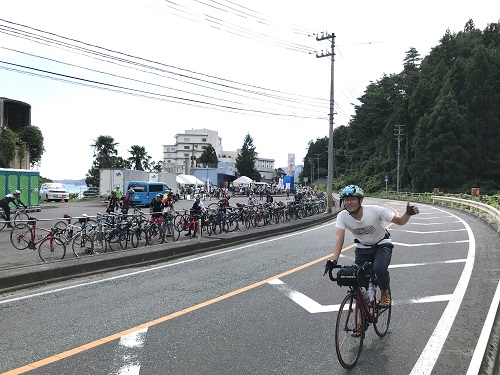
403 47 421 72
0 125 45 168
86 135 120 187
127 145 151 171
235 133 260 181
91 135 119 169
197 144 218 167
274 167 286 184
151 160 163 173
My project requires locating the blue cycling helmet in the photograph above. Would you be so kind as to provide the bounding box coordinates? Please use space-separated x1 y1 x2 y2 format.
340 185 364 198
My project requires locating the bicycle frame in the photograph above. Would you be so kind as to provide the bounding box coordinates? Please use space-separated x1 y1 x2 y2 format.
14 221 53 250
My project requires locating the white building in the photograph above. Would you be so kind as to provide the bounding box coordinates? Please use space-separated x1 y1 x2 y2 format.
162 128 275 181
163 129 222 174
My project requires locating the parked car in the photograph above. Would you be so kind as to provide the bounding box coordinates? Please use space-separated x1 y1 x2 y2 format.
39 183 70 202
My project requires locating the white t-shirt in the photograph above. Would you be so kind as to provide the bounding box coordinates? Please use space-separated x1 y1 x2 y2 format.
336 205 395 248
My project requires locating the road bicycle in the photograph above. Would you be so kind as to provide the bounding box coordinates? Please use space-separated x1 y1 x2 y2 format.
10 216 66 262
324 260 392 369
0 206 31 231
58 214 97 257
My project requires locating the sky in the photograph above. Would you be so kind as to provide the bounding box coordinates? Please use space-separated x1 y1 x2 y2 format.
1 0 499 180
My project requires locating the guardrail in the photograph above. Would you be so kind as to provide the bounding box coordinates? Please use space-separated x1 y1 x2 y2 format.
431 195 500 232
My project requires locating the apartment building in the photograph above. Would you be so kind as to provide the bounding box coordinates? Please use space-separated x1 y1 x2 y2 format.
163 129 222 174
162 128 275 181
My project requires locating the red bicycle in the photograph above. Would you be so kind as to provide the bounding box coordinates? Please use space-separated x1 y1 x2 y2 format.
10 216 67 262
324 260 392 369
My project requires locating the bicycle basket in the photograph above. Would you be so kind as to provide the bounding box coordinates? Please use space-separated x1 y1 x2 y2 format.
336 267 367 288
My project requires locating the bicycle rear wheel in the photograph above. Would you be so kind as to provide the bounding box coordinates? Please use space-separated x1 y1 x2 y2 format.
71 232 94 257
374 289 392 337
146 224 164 245
10 225 30 250
38 237 66 262
92 232 106 254
335 293 364 369
0 213 7 231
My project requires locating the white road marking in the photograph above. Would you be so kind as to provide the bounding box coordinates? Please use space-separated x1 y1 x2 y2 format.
410 221 462 225
393 240 469 247
467 279 500 374
389 259 466 268
411 295 453 304
268 279 453 313
268 259 464 313
112 327 148 375
390 229 467 234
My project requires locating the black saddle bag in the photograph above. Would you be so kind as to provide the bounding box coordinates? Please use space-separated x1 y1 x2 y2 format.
336 267 367 288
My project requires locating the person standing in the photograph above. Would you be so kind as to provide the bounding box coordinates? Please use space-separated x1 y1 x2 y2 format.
121 189 135 214
114 185 122 200
186 195 205 237
0 190 26 228
106 191 121 213
328 185 419 307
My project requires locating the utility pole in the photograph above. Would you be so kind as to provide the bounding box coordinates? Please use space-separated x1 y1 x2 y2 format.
315 32 335 213
308 157 314 186
314 153 320 182
394 124 404 195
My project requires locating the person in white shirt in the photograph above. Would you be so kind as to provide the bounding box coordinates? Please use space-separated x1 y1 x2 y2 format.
330 185 419 306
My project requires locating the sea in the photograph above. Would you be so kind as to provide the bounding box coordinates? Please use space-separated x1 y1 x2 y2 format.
65 184 89 199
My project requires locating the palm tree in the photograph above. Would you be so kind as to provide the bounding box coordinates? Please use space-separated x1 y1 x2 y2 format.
127 145 152 171
91 135 118 168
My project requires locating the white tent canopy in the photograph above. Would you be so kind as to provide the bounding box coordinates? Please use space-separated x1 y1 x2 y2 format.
233 176 254 185
176 174 203 185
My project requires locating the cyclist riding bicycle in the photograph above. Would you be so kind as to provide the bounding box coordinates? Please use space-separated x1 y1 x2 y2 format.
328 184 419 307
0 190 26 228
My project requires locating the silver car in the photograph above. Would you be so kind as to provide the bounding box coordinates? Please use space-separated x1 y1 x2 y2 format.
39 183 70 202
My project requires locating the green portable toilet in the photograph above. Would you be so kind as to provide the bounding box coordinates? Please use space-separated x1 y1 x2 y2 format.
0 168 40 209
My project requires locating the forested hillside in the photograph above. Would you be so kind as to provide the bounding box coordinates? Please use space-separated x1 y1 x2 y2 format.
303 19 500 194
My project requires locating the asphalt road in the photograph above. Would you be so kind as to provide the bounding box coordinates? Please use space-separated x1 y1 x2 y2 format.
0 198 498 374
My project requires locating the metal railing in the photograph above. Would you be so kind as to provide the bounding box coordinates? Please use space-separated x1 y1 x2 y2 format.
431 195 500 232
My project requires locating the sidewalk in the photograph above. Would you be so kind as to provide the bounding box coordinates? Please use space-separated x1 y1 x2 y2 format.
0 196 338 293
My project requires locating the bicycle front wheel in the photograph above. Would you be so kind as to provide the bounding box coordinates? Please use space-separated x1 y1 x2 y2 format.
374 289 392 337
146 224 163 245
335 293 365 369
13 211 29 227
38 237 66 262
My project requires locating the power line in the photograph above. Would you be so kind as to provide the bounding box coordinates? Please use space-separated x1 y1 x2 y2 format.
0 61 327 120
0 19 327 104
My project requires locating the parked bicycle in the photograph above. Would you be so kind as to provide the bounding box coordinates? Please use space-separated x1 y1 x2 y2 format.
324 260 392 369
10 216 67 262
58 214 97 257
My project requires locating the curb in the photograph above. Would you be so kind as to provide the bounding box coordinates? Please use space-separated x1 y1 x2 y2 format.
0 212 337 293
